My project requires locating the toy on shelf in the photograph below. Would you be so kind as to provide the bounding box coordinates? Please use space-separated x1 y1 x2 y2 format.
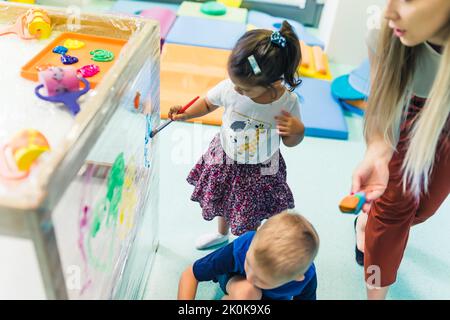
34 66 90 115
0 8 51 40
0 129 50 180
339 192 366 214
299 41 332 81
218 0 242 7
201 1 227 16
177 1 247 23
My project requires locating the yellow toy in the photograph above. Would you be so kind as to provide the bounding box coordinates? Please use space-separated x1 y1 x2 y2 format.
218 0 242 8
8 0 36 3
9 129 51 172
298 41 332 81
26 8 52 39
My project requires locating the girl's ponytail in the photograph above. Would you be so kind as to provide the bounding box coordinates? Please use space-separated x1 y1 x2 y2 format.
279 21 302 90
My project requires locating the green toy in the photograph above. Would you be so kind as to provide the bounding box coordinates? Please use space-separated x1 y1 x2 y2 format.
200 1 227 16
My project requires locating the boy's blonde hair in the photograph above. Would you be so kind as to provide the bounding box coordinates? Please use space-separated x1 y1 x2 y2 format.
249 212 320 280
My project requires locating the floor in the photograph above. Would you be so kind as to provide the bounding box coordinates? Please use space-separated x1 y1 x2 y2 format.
145 115 450 300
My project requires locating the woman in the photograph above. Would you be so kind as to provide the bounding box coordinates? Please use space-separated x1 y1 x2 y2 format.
352 0 449 299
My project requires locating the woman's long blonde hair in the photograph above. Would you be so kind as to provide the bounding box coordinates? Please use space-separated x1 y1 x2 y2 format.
365 20 450 197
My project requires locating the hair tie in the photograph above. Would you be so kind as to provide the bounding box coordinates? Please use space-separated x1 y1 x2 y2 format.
271 31 286 48
247 55 262 75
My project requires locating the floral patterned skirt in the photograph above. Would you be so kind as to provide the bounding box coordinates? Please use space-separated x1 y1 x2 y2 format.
187 134 295 235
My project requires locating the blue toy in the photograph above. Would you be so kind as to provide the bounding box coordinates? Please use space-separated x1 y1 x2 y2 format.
35 77 90 115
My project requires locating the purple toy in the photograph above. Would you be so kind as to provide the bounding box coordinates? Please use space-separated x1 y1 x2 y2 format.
35 77 90 115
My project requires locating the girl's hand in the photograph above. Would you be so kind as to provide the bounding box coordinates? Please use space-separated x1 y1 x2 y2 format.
351 156 390 213
168 105 189 121
275 110 305 137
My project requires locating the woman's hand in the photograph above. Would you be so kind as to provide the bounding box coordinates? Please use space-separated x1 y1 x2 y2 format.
351 155 390 213
168 105 189 121
275 110 305 137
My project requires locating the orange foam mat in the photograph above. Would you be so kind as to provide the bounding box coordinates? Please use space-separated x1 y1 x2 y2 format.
160 43 231 126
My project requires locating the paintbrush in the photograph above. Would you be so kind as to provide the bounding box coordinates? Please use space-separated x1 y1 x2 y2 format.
149 96 200 138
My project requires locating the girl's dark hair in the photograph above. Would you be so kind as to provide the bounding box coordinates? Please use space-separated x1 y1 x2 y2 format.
228 20 302 91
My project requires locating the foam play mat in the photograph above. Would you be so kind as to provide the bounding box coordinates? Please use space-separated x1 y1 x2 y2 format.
160 43 230 126
166 15 246 50
296 77 348 140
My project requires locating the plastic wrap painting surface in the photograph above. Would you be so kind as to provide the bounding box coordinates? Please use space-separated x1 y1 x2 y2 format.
51 46 160 300
0 5 160 299
161 43 228 126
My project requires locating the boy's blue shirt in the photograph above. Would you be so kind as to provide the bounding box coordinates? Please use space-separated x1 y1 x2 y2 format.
193 231 316 300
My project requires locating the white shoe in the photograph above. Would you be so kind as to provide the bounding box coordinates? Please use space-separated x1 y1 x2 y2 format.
195 232 229 250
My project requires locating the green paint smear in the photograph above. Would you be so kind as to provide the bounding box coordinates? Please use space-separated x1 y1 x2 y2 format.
87 153 126 272
106 153 125 227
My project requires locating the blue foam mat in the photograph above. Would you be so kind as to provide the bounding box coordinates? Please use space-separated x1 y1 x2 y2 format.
296 78 348 140
248 10 324 49
166 16 246 50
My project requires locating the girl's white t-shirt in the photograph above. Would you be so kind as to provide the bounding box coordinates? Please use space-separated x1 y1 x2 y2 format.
207 79 302 164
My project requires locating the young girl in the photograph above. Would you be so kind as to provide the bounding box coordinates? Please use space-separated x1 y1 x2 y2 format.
169 21 305 249
351 0 449 299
